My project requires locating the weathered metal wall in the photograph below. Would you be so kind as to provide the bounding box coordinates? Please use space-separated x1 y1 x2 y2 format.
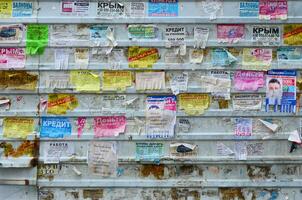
1 0 302 200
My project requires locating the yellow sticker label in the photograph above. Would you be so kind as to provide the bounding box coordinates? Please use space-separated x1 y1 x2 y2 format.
3 118 35 139
179 94 210 116
102 71 132 91
0 71 38 91
128 47 159 68
0 0 12 18
284 24 302 45
70 70 100 92
47 94 78 115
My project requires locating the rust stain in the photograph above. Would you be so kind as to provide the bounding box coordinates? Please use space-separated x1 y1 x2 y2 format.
37 164 60 181
282 166 298 175
66 191 79 199
202 190 218 197
208 166 220 175
219 188 244 200
152 190 167 199
228 48 241 56
0 140 36 157
0 71 38 91
218 99 229 109
171 188 200 200
179 165 194 175
30 157 39 167
140 164 164 180
39 191 54 200
247 165 272 180
83 189 103 200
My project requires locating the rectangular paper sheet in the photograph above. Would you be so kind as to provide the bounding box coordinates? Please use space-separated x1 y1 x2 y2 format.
88 141 117 177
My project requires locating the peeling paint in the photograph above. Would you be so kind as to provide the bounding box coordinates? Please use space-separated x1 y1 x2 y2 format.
281 166 298 175
0 71 38 90
247 165 272 180
83 189 103 200
202 190 219 197
0 140 37 157
140 164 164 180
38 164 60 181
65 191 79 199
39 191 54 200
171 188 200 200
219 188 244 200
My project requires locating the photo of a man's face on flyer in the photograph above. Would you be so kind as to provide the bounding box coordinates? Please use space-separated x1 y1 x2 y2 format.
266 78 283 105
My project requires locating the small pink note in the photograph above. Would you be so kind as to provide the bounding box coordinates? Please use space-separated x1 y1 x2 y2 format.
77 117 86 138
0 48 26 69
259 0 288 20
234 70 265 91
94 116 126 138
217 24 245 43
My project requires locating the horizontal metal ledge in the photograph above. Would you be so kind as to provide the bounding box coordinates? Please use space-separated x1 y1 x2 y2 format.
38 156 302 165
0 134 37 141
37 179 302 188
0 179 36 186
40 110 301 118
1 111 301 118
37 88 269 94
0 17 301 24
0 133 292 141
37 133 291 141
0 113 39 117
0 157 36 168
12 63 302 71
0 40 295 48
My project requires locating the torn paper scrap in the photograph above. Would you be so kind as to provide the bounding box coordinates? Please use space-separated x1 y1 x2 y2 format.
258 119 279 133
170 143 198 157
216 142 234 156
135 71 165 90
288 130 301 144
88 141 117 177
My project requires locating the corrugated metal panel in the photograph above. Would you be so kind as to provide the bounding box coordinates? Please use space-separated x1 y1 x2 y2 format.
1 0 302 200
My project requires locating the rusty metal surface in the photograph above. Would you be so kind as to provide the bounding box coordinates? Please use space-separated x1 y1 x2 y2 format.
1 0 302 200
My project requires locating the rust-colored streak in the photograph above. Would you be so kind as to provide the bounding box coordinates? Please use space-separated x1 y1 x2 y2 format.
171 188 200 200
179 165 194 175
247 165 272 179
0 140 36 157
140 164 164 180
219 188 245 200
83 189 103 200
0 71 38 90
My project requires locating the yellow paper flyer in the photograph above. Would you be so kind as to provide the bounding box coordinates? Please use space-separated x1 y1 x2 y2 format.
102 71 132 91
284 24 302 45
3 118 35 139
179 94 210 116
0 0 12 18
70 70 100 92
128 46 159 68
47 94 78 115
